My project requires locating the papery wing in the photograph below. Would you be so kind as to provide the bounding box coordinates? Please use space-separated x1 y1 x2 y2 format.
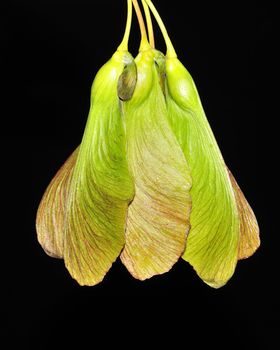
121 62 192 280
36 148 79 258
64 54 135 285
166 58 240 288
227 169 260 259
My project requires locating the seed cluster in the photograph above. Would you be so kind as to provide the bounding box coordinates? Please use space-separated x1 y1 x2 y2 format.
36 0 259 288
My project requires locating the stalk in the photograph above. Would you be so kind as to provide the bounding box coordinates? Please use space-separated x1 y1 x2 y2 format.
132 0 150 51
143 0 177 57
141 0 155 48
118 0 133 51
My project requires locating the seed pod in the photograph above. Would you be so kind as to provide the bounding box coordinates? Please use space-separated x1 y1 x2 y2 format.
117 58 137 101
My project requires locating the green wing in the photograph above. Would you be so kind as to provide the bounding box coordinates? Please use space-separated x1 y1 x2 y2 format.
62 52 135 286
166 57 241 288
120 50 192 280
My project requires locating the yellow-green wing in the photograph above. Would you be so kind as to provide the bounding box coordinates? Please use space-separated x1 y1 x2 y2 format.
166 57 240 288
63 52 135 286
120 50 192 280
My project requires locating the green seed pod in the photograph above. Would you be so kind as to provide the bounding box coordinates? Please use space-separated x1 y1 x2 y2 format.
117 56 137 101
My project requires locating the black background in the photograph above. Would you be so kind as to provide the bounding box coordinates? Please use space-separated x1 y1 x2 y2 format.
3 0 277 347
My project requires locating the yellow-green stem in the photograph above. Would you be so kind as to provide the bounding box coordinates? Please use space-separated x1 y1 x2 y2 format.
141 0 155 48
144 0 177 57
118 0 133 51
132 0 150 51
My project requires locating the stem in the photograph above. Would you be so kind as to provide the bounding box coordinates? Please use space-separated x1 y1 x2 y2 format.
143 0 177 58
118 0 133 51
132 0 150 51
141 0 155 48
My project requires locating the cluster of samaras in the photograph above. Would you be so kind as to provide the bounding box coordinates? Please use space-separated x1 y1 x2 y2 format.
36 0 259 288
